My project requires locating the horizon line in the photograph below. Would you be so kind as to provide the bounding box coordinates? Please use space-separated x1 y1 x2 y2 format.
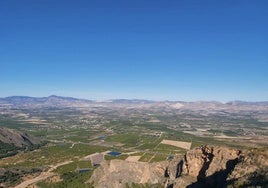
0 94 268 103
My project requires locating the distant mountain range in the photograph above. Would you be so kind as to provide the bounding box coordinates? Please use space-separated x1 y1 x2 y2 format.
0 95 92 108
0 95 268 109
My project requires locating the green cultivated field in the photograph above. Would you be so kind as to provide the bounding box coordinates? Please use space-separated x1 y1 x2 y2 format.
0 104 267 187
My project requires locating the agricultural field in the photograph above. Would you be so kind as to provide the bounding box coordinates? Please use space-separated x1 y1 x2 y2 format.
0 97 267 187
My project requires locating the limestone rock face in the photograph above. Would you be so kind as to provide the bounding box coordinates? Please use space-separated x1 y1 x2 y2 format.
206 146 241 177
228 148 268 187
89 146 268 188
184 146 241 178
90 160 168 188
184 146 214 177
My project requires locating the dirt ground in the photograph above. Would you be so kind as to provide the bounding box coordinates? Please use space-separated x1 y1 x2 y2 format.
14 160 72 188
125 156 141 162
161 139 191 150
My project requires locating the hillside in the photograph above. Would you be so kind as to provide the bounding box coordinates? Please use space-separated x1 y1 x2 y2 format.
0 127 42 158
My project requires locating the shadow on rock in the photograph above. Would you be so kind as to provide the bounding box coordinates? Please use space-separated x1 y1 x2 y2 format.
186 158 239 188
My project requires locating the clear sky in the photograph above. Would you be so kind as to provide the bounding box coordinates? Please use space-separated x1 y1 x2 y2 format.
0 0 267 101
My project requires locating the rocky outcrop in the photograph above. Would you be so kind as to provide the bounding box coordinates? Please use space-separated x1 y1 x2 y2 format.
90 145 268 188
90 160 168 187
227 148 268 187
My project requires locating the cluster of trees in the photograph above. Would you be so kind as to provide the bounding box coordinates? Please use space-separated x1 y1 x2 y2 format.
37 171 94 188
0 140 48 159
0 141 20 159
0 168 41 187
0 171 21 186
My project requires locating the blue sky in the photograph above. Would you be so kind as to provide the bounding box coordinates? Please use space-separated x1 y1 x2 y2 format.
0 0 267 101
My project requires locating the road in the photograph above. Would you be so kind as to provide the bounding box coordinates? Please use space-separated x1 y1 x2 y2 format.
14 160 73 188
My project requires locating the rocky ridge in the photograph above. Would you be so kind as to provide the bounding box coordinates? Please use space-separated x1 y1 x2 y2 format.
0 127 40 147
90 146 268 188
0 127 42 159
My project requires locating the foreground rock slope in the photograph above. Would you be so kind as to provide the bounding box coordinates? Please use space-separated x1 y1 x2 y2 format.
90 145 268 188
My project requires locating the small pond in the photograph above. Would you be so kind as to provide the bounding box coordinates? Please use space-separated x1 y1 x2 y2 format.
108 151 121 156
